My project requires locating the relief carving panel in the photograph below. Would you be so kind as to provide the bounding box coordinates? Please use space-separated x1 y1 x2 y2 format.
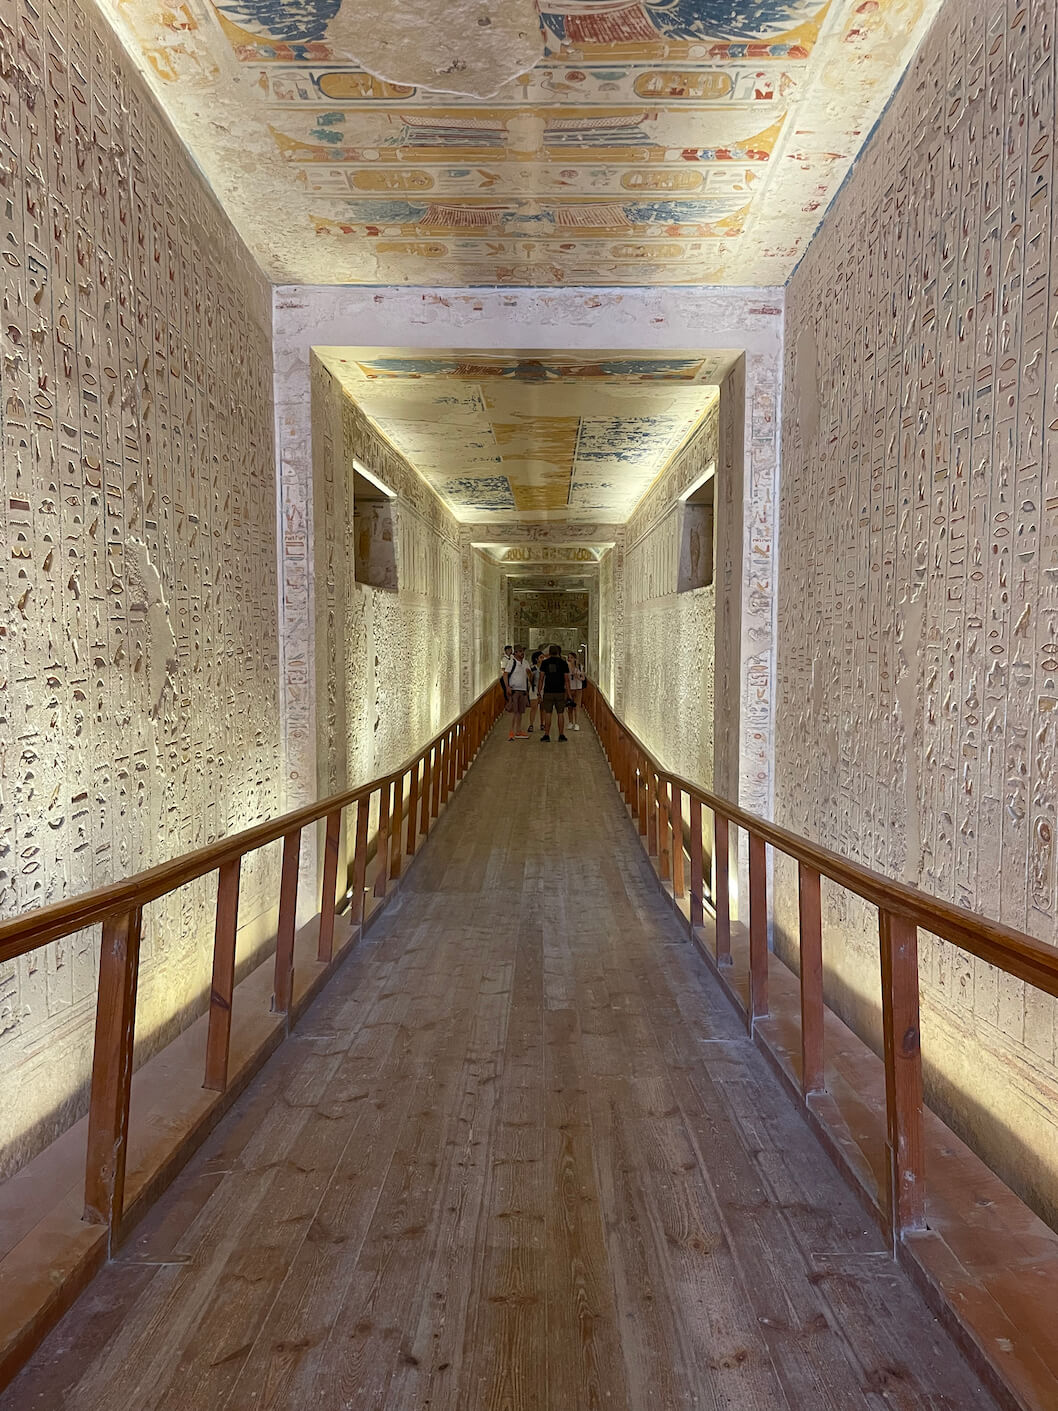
777 0 1058 1220
0 0 279 1176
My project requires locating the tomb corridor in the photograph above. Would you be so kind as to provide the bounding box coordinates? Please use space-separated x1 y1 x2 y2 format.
5 0 1058 1405
0 715 1005 1411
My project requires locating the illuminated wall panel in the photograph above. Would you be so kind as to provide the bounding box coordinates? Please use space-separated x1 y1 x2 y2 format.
312 359 465 806
616 402 721 790
0 0 279 1176
777 0 1058 1220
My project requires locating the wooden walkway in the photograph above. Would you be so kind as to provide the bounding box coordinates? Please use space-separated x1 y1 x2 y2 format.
2 724 998 1411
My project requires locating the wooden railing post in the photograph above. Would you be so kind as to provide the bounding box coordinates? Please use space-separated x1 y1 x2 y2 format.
647 771 659 856
374 780 392 898
880 909 925 1244
349 796 370 926
317 808 342 962
407 759 420 857
714 812 731 965
389 773 404 881
446 727 457 798
798 864 825 1096
658 778 672 882
204 858 242 1091
84 906 143 1235
748 832 769 1023
689 797 704 930
637 754 648 837
420 746 433 836
432 736 444 817
272 828 301 1014
671 783 685 899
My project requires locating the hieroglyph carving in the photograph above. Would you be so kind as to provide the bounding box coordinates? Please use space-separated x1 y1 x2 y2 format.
0 0 279 1177
776 0 1058 1222
616 401 720 789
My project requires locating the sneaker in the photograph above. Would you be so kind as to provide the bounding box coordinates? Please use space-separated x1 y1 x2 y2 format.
540 734 551 742
527 725 535 733
573 724 580 731
515 732 529 739
558 734 568 742
508 733 515 741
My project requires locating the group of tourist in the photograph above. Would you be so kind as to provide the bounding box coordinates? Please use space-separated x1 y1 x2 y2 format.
500 644 586 742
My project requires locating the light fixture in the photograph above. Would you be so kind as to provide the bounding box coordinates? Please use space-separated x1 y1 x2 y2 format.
678 462 716 502
352 458 397 498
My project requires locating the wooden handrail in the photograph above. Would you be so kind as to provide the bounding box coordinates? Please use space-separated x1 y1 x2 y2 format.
585 687 1058 999
0 682 502 965
582 682 1058 1252
0 679 504 1253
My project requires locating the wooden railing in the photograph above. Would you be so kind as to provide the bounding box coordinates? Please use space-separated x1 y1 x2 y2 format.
0 681 504 1247
583 683 1058 1249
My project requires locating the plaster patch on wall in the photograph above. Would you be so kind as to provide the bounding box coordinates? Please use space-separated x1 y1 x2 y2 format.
125 538 178 720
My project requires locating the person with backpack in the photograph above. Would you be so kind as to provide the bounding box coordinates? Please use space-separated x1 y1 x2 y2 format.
537 644 572 742
503 645 530 740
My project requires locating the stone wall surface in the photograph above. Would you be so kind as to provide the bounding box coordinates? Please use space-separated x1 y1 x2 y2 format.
615 402 720 791
778 0 1058 1220
513 589 590 661
472 547 507 702
598 550 616 702
0 0 278 1176
312 360 465 810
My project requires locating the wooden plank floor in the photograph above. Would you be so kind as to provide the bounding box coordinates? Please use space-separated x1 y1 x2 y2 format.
2 724 1000 1411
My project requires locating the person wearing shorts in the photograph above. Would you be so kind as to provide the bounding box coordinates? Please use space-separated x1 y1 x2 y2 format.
537 644 571 742
503 645 530 740
567 653 585 730
526 651 542 733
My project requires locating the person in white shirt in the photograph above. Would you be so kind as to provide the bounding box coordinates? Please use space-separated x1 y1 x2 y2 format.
499 645 514 702
503 645 530 740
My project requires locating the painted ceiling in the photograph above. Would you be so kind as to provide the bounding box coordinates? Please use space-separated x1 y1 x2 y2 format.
101 0 942 286
317 348 726 521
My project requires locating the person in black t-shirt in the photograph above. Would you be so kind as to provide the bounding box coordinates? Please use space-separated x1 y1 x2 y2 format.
537 644 571 742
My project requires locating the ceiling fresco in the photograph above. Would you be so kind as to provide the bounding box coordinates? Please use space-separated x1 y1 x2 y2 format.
101 0 942 285
317 348 726 521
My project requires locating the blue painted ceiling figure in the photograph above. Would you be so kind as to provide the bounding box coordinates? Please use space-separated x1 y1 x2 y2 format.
215 0 339 41
540 0 822 44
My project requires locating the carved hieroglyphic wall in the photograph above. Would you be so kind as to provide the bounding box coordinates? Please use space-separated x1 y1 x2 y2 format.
0 0 278 1176
598 549 616 701
312 359 464 806
513 590 590 657
472 547 506 700
777 0 1058 1220
615 401 720 789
